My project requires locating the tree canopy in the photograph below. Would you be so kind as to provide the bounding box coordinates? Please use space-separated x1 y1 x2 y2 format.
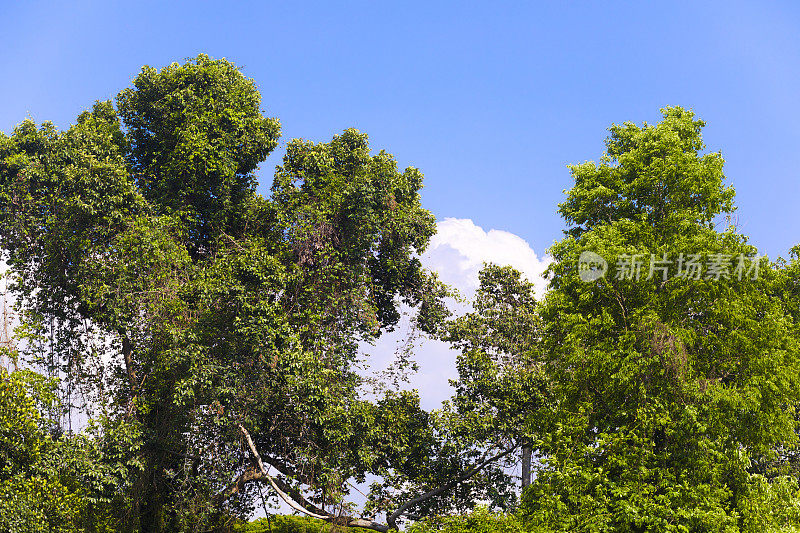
2 60 800 533
0 55 464 532
523 107 800 532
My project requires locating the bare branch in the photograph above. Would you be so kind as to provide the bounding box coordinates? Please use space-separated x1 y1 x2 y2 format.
239 424 329 520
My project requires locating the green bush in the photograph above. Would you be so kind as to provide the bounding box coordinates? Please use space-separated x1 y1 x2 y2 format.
0 367 125 532
738 475 800 533
236 514 357 533
407 507 526 533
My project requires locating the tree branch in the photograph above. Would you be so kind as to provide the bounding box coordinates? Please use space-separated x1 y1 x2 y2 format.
122 335 136 391
228 424 516 532
213 466 263 505
238 424 329 519
386 444 518 529
237 424 390 532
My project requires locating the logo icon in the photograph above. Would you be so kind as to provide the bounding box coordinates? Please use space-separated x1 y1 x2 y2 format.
578 251 607 282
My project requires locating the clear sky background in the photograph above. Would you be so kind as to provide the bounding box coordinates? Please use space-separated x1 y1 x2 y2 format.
3 0 800 407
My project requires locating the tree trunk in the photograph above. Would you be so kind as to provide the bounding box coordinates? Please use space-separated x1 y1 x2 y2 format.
521 446 532 489
139 464 165 533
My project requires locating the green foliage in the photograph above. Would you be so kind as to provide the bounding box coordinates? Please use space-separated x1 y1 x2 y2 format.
736 475 800 533
407 507 526 533
117 54 281 252
444 264 543 441
4 55 800 533
435 264 548 510
236 514 357 533
558 107 734 239
0 55 445 531
0 367 123 532
522 107 800 531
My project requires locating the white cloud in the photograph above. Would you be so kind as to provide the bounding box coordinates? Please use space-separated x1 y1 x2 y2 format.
365 218 552 409
422 217 551 297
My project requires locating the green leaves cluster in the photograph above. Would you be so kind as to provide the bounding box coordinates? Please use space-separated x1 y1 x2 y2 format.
407 507 526 533
235 515 358 533
0 367 129 532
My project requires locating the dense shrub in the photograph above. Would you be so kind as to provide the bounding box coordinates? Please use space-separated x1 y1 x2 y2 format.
407 507 526 533
236 515 357 533
737 475 800 533
0 367 129 532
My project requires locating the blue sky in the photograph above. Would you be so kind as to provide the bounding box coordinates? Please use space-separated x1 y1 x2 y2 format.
4 1 800 409
3 0 800 261
3 0 799 506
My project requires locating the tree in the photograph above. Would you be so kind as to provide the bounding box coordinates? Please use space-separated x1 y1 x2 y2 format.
441 264 547 495
0 55 505 532
0 366 127 532
522 107 800 531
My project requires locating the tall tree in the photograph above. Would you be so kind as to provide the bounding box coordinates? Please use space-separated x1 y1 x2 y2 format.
0 55 507 532
442 264 547 493
523 107 800 531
